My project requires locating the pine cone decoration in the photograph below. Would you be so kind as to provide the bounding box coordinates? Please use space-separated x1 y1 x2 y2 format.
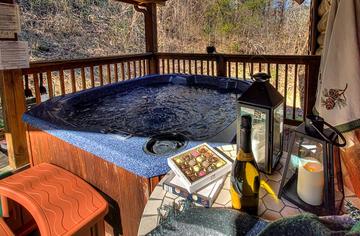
328 89 339 99
321 84 348 110
325 98 336 110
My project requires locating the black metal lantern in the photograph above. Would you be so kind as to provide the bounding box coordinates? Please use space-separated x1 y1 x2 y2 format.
278 115 346 216
237 72 284 174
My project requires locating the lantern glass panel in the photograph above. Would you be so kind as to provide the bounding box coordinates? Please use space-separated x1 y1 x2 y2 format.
272 103 284 167
239 105 268 170
283 135 324 185
282 134 325 208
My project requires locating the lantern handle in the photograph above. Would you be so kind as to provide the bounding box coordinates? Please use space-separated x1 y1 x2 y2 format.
311 121 347 147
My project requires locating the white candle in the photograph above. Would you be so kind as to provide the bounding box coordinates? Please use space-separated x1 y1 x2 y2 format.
297 158 324 206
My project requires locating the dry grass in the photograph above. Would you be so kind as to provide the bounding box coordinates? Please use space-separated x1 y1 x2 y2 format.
18 0 310 61
19 0 145 61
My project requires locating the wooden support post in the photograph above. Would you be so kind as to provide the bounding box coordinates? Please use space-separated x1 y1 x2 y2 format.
304 60 320 116
308 0 320 55
0 0 29 168
144 3 157 53
216 54 226 77
0 70 29 168
144 3 158 74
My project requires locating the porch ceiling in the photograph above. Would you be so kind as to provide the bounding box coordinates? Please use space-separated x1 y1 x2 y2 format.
113 0 167 6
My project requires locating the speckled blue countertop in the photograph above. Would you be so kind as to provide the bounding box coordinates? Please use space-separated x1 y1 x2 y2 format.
23 113 209 178
23 74 250 178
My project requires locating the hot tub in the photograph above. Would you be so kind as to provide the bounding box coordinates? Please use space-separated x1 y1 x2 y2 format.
24 74 250 177
23 74 251 235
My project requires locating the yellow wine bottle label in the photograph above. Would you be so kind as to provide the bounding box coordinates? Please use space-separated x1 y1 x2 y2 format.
245 162 259 192
230 185 241 210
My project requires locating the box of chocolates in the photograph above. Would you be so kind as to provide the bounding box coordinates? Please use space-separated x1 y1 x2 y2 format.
163 172 226 207
167 143 232 193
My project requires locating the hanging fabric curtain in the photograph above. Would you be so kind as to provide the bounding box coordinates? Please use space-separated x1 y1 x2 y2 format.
314 0 360 198
314 0 360 132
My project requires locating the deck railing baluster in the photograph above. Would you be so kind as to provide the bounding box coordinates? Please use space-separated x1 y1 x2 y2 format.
71 69 76 93
275 64 279 90
46 71 54 98
194 60 197 74
145 60 149 74
284 64 289 119
133 61 137 78
211 60 215 76
168 59 171 73
206 60 210 75
139 60 143 76
99 65 104 86
107 64 111 84
59 70 65 95
161 59 165 74
188 60 192 74
293 64 298 120
235 62 239 79
33 73 41 104
90 66 95 88
144 60 147 75
141 60 144 75
172 59 175 73
121 62 125 81
166 59 170 74
114 64 119 82
227 62 231 77
81 67 86 90
138 60 141 76
141 60 144 76
127 61 131 80
242 62 246 79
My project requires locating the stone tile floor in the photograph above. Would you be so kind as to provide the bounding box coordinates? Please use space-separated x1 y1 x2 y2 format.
138 144 360 235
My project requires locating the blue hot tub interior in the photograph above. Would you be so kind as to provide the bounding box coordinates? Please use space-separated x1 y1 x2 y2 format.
24 74 251 177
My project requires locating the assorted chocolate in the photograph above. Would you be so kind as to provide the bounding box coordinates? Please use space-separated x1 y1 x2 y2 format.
171 145 226 183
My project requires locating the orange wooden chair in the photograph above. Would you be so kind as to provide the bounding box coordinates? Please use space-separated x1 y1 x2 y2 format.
0 163 108 236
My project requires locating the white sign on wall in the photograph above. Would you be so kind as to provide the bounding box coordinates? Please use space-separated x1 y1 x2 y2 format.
0 41 29 70
0 3 21 38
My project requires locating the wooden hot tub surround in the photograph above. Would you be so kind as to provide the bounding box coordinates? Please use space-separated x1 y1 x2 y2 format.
26 126 163 236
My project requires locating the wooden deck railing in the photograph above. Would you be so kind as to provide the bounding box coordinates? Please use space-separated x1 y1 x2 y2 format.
22 53 153 104
156 53 321 125
156 53 217 76
22 52 321 125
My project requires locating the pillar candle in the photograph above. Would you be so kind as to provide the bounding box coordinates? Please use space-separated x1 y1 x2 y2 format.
297 158 324 206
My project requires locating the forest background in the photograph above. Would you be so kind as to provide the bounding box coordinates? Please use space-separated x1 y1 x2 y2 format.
18 0 311 61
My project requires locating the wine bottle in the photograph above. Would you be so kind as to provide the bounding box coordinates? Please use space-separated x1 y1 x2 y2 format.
231 115 260 215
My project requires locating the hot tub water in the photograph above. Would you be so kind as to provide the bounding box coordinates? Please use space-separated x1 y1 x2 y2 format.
61 84 238 141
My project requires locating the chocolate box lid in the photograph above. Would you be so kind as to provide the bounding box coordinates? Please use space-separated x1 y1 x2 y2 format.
167 143 232 193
